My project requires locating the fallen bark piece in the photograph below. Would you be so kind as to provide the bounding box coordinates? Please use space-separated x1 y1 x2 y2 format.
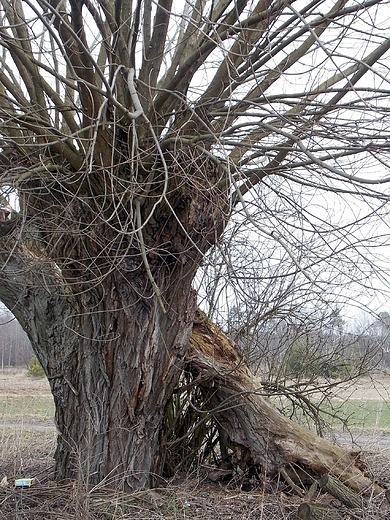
296 502 344 520
319 474 363 509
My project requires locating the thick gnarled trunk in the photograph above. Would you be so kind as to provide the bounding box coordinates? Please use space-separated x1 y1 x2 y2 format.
0 241 198 490
0 224 380 495
0 253 381 495
0 145 226 491
49 281 197 490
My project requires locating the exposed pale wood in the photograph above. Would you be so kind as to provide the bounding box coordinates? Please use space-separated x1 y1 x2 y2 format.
190 310 383 495
319 473 362 509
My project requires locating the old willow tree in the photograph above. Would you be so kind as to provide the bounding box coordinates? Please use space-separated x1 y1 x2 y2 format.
0 0 390 492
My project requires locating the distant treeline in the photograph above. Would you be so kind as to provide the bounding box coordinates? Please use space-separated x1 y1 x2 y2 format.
0 307 33 368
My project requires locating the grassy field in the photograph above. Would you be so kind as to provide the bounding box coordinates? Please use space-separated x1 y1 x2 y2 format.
327 399 390 430
2 370 390 426
273 398 390 433
4 393 389 434
0 369 56 491
0 368 54 428
270 373 390 438
2 392 389 430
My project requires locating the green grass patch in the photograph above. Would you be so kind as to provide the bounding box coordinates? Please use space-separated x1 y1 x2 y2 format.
0 395 54 421
274 398 390 431
327 399 390 430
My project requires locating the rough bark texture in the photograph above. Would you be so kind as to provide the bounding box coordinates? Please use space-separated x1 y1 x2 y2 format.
319 474 363 508
0 199 377 491
0 224 381 494
0 243 197 490
0 237 381 494
0 147 227 491
189 311 382 495
50 286 197 490
0 0 389 497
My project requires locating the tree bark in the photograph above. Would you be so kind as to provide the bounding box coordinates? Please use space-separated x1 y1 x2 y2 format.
0 240 381 494
189 311 382 495
50 284 197 491
0 241 198 491
0 146 227 492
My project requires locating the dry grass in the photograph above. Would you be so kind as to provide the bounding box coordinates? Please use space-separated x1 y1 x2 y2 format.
0 420 299 519
1 369 390 519
1 446 389 520
0 478 302 520
0 464 389 519
0 427 56 480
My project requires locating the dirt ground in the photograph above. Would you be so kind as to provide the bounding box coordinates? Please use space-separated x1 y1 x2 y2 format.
1 369 390 519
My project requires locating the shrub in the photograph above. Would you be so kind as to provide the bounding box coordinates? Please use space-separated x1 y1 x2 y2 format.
27 355 45 378
285 340 353 379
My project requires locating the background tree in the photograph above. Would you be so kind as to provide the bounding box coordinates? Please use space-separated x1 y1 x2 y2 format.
0 0 390 492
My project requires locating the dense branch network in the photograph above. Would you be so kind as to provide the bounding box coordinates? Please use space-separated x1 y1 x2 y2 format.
0 0 390 496
0 0 389 301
